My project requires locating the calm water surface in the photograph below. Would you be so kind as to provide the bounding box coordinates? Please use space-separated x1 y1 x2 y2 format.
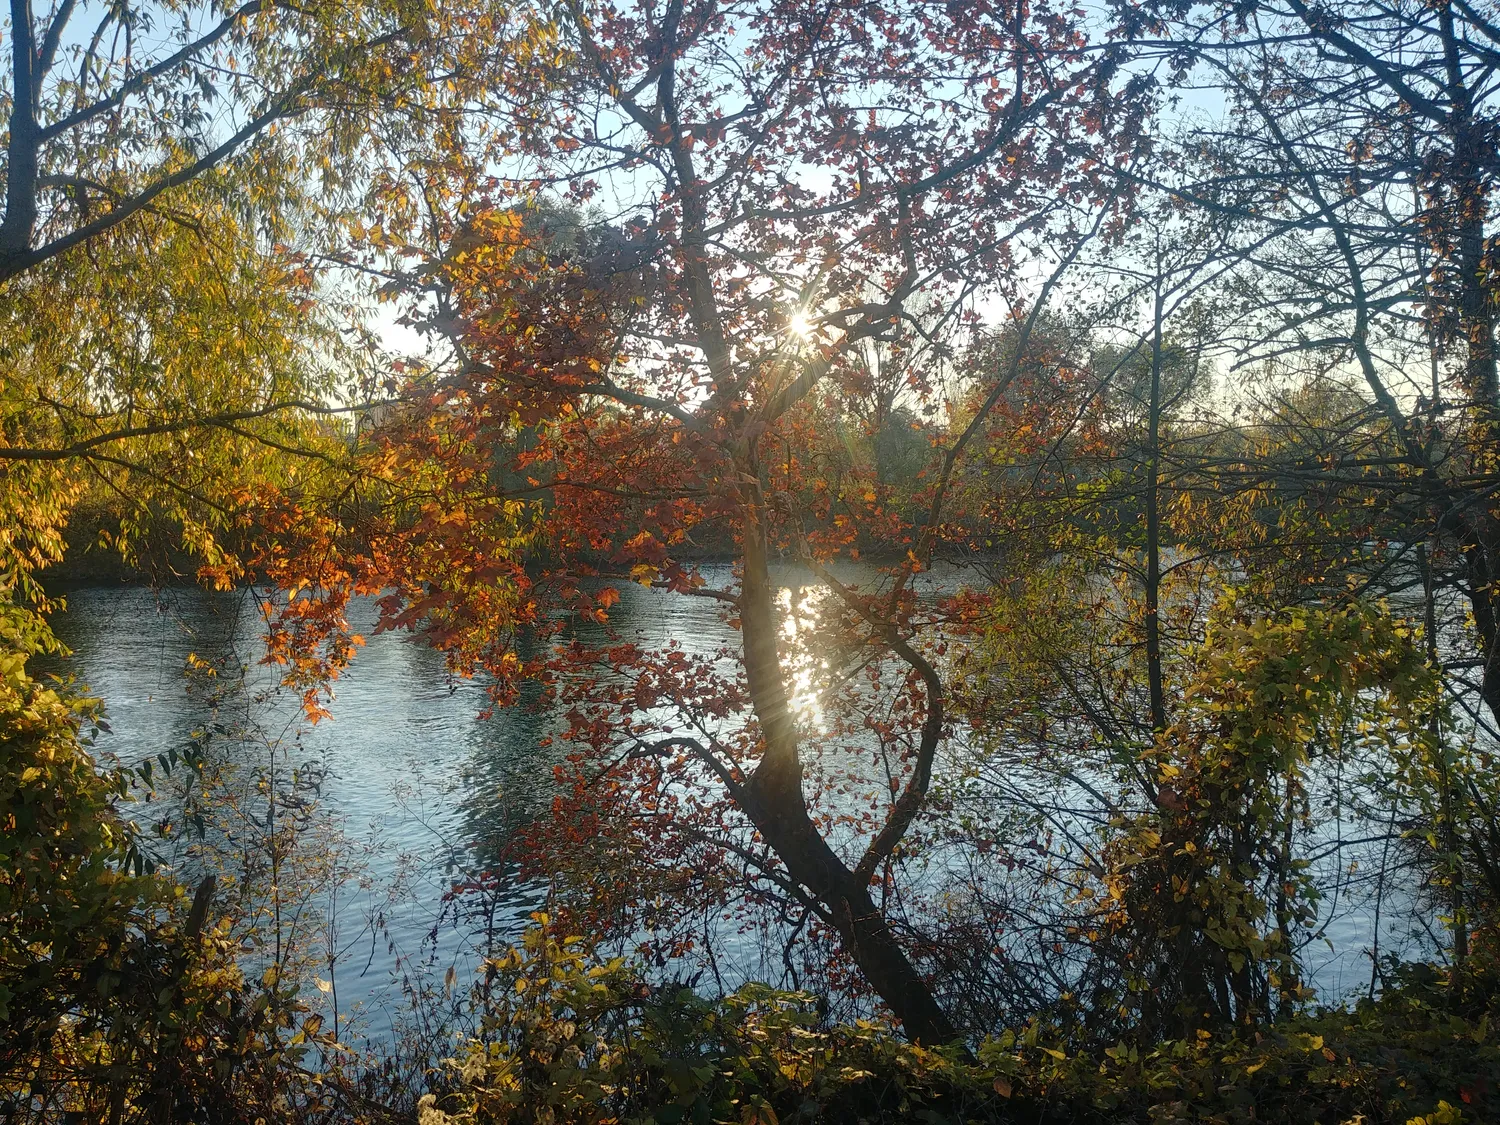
43 569 1433 1042
43 570 794 1042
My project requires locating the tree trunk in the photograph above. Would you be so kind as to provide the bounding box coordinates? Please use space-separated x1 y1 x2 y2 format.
734 458 957 1044
1 0 40 257
1144 287 1166 733
739 769 959 1044
1458 523 1500 727
1438 2 1500 732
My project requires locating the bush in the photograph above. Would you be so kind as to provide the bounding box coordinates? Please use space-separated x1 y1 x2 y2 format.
0 599 401 1123
420 926 1497 1125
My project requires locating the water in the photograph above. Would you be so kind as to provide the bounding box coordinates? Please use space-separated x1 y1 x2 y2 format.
39 570 807 1042
38 569 1440 1044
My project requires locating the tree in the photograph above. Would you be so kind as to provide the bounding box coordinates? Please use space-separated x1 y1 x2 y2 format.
1099 601 1438 1034
0 0 564 583
0 0 416 280
1073 2 1500 972
0 1 562 1114
1125 0 1500 724
258 0 1150 1043
0 192 362 587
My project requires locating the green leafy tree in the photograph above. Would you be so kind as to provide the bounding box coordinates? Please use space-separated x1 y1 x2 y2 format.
1099 601 1438 1035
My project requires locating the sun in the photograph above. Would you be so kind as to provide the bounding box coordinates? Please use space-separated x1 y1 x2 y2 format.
787 311 815 339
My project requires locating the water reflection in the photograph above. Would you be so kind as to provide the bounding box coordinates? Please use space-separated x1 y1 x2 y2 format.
37 563 1429 1038
39 576 746 1024
777 582 835 732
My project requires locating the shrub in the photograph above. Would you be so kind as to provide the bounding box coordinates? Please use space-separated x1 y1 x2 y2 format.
421 926 1497 1125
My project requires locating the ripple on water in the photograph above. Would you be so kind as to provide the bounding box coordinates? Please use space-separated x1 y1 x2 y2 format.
41 567 1435 1040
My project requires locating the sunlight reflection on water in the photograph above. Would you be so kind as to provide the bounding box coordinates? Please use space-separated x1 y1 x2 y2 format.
777 582 835 733
40 562 1439 1044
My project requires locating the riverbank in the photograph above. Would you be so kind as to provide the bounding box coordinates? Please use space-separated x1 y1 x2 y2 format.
426 933 1497 1124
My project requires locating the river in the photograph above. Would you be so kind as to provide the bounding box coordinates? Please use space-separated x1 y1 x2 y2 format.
42 569 812 1045
40 568 1436 1047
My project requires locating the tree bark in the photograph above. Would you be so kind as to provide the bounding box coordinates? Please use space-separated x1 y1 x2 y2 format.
734 453 958 1045
2 0 40 256
1144 285 1166 734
